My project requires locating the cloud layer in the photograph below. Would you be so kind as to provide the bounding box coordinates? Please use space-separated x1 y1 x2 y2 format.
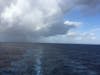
0 0 77 42
0 0 99 42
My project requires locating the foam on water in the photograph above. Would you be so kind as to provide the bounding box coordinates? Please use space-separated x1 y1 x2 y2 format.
0 48 43 75
35 49 42 75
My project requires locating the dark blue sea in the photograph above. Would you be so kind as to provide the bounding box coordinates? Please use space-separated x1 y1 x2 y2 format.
0 43 100 75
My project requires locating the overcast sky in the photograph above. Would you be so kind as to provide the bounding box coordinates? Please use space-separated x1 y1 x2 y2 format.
0 0 100 44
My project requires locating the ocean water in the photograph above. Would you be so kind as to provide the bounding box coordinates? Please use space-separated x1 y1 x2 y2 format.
0 43 100 75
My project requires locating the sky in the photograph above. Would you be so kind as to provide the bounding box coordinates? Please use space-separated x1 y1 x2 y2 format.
0 0 100 44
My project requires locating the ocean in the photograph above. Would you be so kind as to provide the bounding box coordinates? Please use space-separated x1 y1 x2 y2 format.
0 43 100 75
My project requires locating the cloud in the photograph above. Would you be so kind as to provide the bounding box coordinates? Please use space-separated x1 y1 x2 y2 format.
0 0 13 12
64 21 81 27
0 0 99 42
66 30 97 41
75 32 96 41
0 0 78 42
76 0 100 15
42 30 97 44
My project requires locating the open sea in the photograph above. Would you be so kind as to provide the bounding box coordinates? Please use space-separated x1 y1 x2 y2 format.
0 43 100 75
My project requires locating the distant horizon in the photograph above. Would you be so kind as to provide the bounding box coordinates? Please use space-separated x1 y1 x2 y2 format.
0 42 100 45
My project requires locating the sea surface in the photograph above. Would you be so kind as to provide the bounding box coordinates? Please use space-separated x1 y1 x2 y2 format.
0 43 100 75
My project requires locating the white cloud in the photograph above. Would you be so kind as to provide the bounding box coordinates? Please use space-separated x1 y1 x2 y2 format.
42 30 97 44
0 0 77 42
75 32 96 41
64 21 82 27
0 0 99 43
